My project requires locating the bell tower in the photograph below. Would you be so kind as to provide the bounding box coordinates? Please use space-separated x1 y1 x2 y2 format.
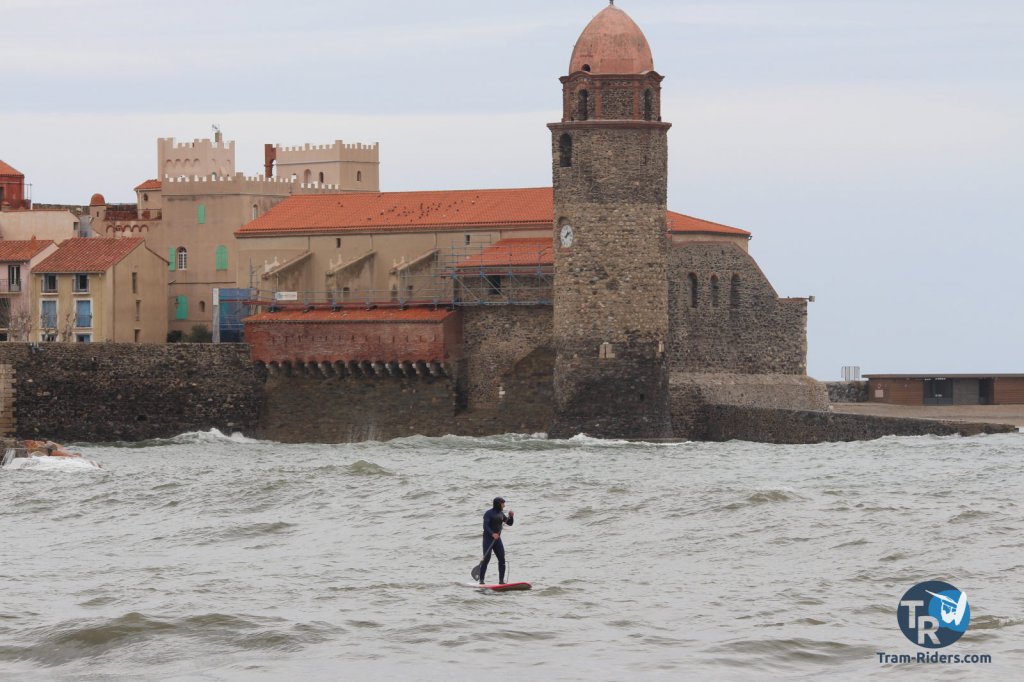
548 2 673 439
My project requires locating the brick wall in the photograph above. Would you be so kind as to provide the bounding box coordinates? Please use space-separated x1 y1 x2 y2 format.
245 312 461 365
0 343 263 441
668 242 807 374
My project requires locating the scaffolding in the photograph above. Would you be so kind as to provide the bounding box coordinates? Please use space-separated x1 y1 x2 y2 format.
244 237 554 311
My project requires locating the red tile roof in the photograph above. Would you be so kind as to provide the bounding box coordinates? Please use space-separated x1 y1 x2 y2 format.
667 211 750 236
0 160 24 177
34 238 145 273
457 238 554 270
237 187 752 238
133 179 162 191
0 239 55 262
245 308 455 323
238 187 554 237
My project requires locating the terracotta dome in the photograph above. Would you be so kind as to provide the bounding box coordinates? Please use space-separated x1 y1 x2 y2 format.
569 4 654 75
89 193 106 206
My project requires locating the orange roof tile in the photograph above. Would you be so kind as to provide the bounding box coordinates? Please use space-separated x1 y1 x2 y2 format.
245 307 455 324
133 179 162 191
237 187 752 239
237 187 554 237
457 238 553 271
0 239 55 262
667 211 751 236
0 160 24 177
34 238 145 273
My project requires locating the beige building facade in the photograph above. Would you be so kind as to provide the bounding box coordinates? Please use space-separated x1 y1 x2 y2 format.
31 238 168 343
0 209 82 241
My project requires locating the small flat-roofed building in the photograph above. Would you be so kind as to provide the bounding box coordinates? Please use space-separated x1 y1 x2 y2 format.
864 374 1024 406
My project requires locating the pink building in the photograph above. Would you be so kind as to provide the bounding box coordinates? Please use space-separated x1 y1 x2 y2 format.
0 239 58 341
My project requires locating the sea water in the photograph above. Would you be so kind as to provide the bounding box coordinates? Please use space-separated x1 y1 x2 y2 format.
1 431 1022 680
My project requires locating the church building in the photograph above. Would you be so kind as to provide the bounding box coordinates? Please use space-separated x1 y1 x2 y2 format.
240 3 826 441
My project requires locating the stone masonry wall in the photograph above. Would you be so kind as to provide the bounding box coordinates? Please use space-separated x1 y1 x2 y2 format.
703 404 1016 443
0 343 263 442
668 242 807 375
461 306 552 409
826 381 868 403
259 372 456 443
550 122 673 439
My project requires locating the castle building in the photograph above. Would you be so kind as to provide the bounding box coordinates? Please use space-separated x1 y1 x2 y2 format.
89 133 380 337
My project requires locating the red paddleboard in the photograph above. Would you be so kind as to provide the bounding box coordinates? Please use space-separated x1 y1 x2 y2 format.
464 582 532 591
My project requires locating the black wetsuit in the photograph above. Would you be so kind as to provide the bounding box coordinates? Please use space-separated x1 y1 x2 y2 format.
480 508 513 583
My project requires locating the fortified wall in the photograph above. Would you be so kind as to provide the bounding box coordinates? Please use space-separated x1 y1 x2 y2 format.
0 344 263 442
0 342 1012 444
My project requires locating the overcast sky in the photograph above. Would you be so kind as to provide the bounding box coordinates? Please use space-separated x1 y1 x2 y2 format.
2 0 1022 379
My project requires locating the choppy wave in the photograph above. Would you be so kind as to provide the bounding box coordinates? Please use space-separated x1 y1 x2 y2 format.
3 456 104 472
0 431 1021 680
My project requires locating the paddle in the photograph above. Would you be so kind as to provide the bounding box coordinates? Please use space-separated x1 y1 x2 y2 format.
471 536 499 581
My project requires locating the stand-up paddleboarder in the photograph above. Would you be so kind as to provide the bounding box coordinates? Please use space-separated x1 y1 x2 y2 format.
479 497 514 584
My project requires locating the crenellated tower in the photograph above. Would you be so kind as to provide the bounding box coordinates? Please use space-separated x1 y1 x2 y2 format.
548 2 673 439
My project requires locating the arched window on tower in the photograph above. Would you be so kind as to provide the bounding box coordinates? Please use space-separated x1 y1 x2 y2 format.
730 274 741 307
688 273 699 308
711 275 720 307
643 89 654 121
578 90 589 121
559 134 573 168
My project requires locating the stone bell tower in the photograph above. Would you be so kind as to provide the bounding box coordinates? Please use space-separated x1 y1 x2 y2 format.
548 2 673 439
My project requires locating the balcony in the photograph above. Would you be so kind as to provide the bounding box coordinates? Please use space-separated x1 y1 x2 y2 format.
0 279 22 294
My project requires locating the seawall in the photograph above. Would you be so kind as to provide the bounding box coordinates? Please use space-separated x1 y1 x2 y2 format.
0 344 264 442
0 344 1015 444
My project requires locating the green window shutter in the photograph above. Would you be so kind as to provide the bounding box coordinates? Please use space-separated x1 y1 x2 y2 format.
215 245 228 271
175 295 188 320
197 203 206 225
168 247 176 271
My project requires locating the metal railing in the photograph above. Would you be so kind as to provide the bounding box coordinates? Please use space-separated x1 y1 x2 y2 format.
0 279 22 293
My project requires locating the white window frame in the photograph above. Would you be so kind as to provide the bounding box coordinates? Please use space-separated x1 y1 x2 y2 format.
73 273 90 293
176 247 188 271
42 273 58 293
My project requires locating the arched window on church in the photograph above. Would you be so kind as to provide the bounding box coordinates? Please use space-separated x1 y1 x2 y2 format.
730 274 741 307
688 273 698 308
578 90 589 121
643 89 654 121
559 134 573 168
711 275 720 307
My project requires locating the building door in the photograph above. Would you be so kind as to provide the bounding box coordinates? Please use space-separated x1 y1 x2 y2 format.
979 378 995 405
923 378 953 405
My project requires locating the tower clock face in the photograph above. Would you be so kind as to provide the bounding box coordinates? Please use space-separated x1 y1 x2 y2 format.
560 224 574 248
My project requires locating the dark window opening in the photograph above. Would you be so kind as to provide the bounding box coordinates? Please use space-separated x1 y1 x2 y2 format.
582 64 591 72
688 273 698 308
559 134 573 168
924 378 954 406
484 275 502 296
643 89 654 121
318 171 325 183
578 90 589 121
711 275 720 307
